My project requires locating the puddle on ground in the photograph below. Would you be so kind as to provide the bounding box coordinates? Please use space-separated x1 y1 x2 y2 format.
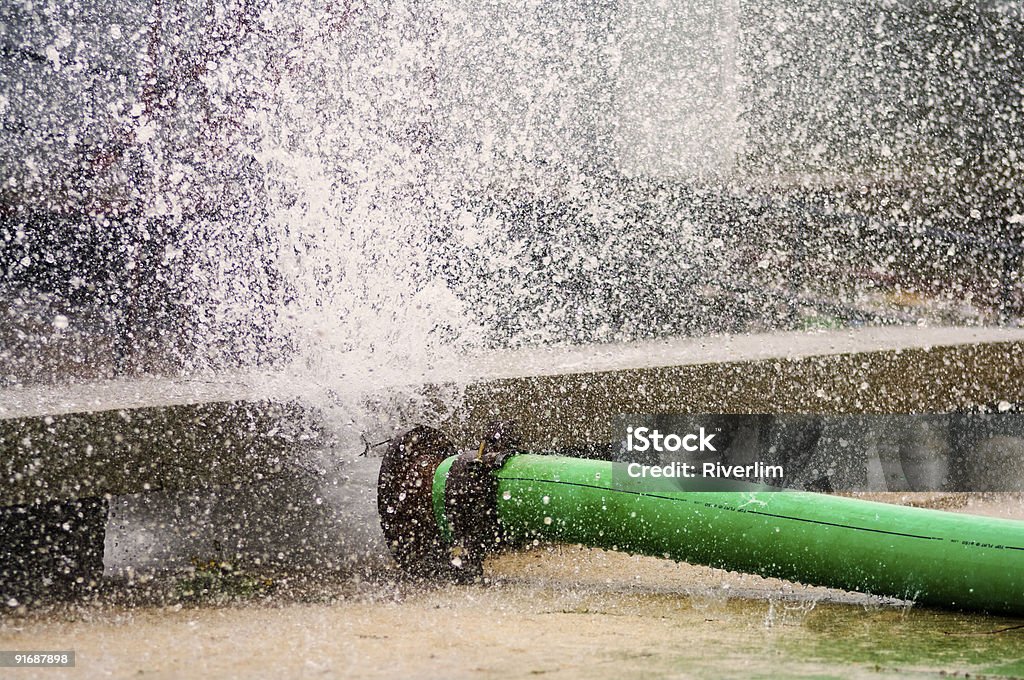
2 546 1021 679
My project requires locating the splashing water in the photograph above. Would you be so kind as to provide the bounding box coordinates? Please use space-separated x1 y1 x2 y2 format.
5 1 1023 393
195 0 735 423
4 0 1024 575
248 1 483 436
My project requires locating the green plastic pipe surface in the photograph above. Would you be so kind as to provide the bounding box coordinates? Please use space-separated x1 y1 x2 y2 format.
433 454 1024 615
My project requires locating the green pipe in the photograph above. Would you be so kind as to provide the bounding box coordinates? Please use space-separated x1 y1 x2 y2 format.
430 453 1024 615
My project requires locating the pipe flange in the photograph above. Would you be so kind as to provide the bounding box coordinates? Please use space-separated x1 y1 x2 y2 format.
377 425 456 578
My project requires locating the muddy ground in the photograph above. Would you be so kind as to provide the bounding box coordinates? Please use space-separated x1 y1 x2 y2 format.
2 494 1023 679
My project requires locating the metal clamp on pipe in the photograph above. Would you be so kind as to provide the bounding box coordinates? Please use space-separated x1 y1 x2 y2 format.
377 423 517 581
443 422 519 580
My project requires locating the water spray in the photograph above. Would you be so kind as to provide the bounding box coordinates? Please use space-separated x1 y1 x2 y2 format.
379 425 1024 615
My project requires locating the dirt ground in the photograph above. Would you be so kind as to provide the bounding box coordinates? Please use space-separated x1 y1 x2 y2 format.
2 495 1023 679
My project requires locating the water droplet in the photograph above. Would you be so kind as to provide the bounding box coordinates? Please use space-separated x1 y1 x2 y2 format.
543 516 552 525
502 490 512 500
541 495 550 505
